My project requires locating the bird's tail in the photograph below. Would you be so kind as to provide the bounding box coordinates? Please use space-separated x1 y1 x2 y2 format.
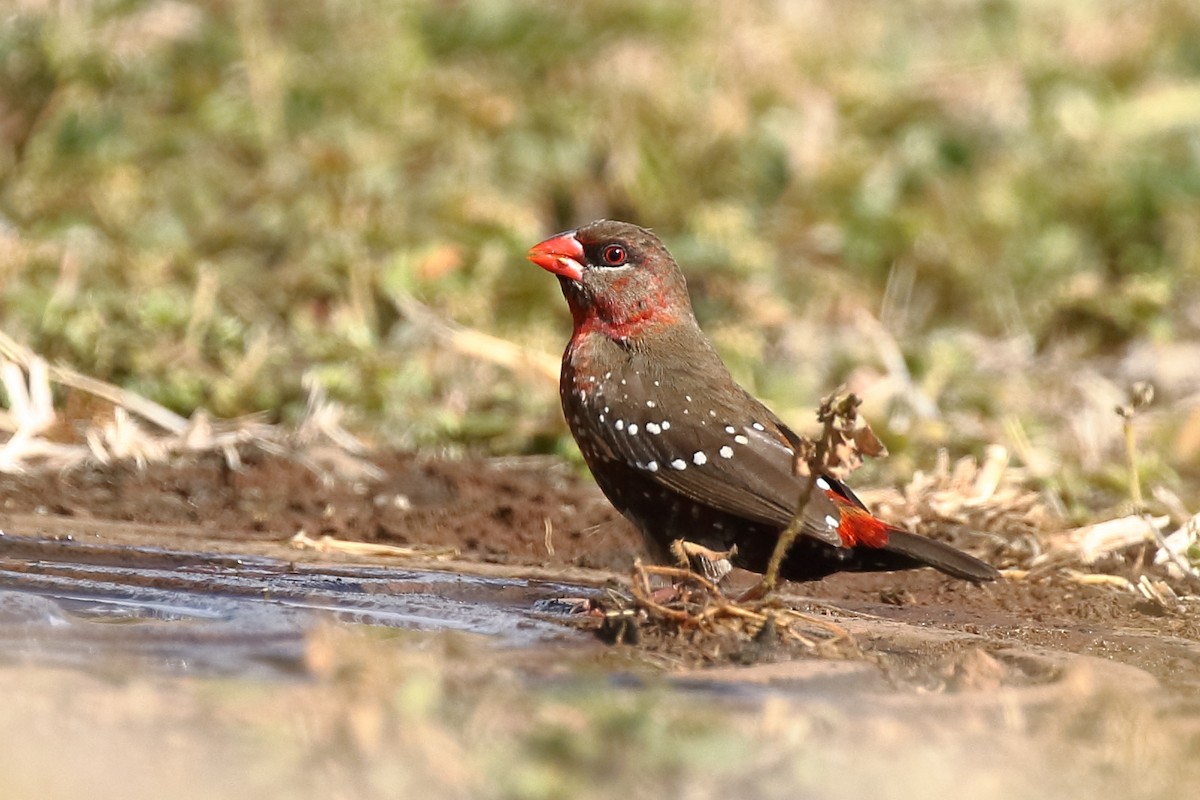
882 528 1000 582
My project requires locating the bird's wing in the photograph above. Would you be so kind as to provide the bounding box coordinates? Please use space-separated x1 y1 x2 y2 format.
580 362 852 547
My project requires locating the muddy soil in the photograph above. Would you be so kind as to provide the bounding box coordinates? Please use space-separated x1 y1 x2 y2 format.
2 448 1197 696
1 451 637 571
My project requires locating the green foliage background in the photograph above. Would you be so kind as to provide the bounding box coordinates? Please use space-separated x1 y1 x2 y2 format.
2 0 1199 511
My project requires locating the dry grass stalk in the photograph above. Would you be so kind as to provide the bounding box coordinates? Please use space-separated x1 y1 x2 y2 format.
0 329 188 434
290 531 459 560
1116 381 1155 509
0 329 378 481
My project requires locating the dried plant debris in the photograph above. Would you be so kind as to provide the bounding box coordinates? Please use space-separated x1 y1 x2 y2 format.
788 392 887 482
1012 385 1200 598
1155 511 1200 582
863 444 1200 598
863 444 1055 567
0 330 378 483
775 393 1200 600
1049 514 1169 566
593 560 856 667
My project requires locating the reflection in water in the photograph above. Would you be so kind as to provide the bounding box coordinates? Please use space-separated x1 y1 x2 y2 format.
0 534 592 677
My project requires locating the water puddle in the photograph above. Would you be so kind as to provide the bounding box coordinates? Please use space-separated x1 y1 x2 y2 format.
0 532 593 677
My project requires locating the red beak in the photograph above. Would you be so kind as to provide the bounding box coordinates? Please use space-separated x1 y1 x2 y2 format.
527 231 585 282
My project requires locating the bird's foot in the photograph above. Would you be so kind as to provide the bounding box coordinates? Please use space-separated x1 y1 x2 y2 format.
670 539 737 585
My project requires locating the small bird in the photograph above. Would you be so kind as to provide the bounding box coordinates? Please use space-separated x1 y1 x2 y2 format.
528 220 998 583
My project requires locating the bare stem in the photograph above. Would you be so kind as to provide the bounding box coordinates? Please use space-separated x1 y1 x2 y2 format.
1118 381 1153 511
1123 415 1142 509
754 393 860 597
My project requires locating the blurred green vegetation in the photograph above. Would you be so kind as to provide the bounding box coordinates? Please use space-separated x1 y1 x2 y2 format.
2 0 1199 511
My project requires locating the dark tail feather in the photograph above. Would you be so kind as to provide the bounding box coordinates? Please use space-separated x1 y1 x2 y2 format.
882 529 1000 582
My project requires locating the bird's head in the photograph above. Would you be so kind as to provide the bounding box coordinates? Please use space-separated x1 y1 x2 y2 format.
527 220 694 340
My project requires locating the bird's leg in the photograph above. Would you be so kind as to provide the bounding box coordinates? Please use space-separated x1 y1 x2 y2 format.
670 539 737 585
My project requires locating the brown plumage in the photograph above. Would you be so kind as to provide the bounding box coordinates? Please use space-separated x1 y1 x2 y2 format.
528 220 998 583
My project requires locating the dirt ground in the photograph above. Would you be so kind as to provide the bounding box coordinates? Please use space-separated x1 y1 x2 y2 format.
4 447 1200 799
2 447 1198 695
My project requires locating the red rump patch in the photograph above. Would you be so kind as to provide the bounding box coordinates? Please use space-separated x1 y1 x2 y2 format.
830 501 891 548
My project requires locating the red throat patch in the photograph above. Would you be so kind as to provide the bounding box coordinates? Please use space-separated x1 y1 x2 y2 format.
571 281 680 341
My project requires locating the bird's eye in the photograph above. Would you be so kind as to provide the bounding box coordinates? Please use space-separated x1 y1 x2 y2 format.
601 244 627 266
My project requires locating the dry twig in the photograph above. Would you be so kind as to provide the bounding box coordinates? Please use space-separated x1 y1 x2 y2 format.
608 559 854 657
756 392 873 596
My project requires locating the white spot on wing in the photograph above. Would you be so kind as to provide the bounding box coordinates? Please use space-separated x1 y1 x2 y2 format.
752 422 765 431
646 400 656 408
628 424 638 435
719 446 733 458
646 422 661 434
615 420 624 431
734 435 749 445
725 426 736 434
693 451 707 465
824 514 839 529
647 460 658 472
661 421 671 430
670 459 687 470
816 477 831 491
